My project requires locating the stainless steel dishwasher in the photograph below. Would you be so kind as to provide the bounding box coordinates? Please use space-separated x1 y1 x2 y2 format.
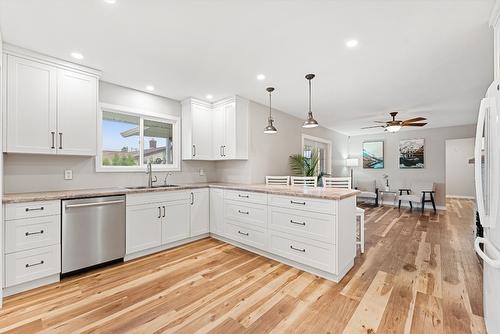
62 195 126 274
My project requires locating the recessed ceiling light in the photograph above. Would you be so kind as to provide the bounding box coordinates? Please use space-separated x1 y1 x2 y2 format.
346 39 359 48
146 85 155 91
104 0 117 4
205 94 213 100
71 52 84 60
256 74 266 81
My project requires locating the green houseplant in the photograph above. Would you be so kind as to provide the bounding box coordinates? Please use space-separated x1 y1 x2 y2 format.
289 149 319 176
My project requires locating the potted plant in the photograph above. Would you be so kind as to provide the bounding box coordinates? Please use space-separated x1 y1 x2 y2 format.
289 149 321 184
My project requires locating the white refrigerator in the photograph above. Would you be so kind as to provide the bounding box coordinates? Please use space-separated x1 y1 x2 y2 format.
474 81 500 334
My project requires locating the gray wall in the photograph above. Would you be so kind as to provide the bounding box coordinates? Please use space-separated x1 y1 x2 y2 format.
215 100 349 184
348 124 476 208
3 82 217 193
445 137 475 198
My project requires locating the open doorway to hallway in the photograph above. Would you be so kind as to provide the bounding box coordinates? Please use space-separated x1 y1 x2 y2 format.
445 138 475 200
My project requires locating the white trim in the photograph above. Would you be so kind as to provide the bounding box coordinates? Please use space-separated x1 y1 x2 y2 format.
96 103 181 173
301 134 333 175
446 195 475 200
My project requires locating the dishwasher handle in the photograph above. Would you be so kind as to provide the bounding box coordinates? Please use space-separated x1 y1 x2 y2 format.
65 199 125 209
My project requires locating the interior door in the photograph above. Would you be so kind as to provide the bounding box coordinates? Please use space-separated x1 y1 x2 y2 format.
56 69 97 155
162 200 190 244
191 104 212 160
6 55 57 154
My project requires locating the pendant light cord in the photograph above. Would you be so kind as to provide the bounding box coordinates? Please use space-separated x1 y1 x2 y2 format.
269 91 272 119
308 78 312 114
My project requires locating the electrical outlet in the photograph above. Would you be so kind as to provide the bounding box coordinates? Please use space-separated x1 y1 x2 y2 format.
199 169 205 176
64 169 73 180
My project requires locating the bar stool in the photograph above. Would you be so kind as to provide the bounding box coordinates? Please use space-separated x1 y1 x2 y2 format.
356 207 365 254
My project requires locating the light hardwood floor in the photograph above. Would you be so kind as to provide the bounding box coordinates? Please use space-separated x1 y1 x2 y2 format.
0 199 485 333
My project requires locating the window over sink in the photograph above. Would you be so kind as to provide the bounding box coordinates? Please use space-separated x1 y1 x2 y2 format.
96 103 180 172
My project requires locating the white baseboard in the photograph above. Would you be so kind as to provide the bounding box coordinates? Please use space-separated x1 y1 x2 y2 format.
446 195 475 200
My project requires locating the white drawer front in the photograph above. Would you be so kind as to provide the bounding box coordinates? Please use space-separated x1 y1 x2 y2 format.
224 200 267 229
269 232 334 272
268 195 334 214
5 200 60 220
224 220 267 250
5 245 61 287
224 190 267 205
5 215 60 254
269 207 335 244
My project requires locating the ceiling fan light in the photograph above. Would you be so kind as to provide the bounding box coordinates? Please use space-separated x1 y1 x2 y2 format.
386 125 402 133
303 112 319 128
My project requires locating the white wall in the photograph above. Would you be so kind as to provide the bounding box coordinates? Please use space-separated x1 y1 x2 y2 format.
445 137 475 198
215 100 349 184
348 124 476 207
3 82 217 193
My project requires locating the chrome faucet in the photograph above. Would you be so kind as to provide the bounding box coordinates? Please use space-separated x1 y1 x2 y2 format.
164 172 173 186
146 162 157 187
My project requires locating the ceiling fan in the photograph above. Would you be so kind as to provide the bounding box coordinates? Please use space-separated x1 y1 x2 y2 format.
361 112 427 132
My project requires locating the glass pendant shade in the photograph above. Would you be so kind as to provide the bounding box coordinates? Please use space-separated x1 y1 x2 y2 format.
386 124 402 133
264 87 277 134
302 74 319 128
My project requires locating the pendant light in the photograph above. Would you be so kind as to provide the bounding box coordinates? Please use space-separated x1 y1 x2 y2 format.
264 87 278 134
302 73 319 128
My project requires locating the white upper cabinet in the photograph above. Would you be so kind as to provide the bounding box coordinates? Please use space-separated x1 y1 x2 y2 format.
6 55 57 154
181 99 212 160
57 69 97 156
3 45 100 156
182 96 248 161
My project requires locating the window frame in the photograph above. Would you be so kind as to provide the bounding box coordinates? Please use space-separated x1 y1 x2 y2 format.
96 103 180 172
301 134 332 175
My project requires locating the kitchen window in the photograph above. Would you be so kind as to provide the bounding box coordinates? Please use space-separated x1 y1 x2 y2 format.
96 103 180 172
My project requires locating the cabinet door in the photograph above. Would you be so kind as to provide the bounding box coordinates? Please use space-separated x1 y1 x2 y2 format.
6 55 57 154
126 203 162 254
210 188 224 236
191 104 212 160
190 189 209 236
223 101 236 159
57 69 98 155
212 106 226 160
162 201 190 244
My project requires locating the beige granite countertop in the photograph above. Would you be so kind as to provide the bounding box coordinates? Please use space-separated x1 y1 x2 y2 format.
3 182 359 204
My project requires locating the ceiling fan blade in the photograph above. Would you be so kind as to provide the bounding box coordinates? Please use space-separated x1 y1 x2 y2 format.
402 117 427 124
402 123 427 127
373 121 387 124
361 125 386 129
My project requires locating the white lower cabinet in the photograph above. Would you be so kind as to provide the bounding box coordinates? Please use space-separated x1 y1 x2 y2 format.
162 200 190 244
210 188 224 236
126 202 163 254
190 188 210 236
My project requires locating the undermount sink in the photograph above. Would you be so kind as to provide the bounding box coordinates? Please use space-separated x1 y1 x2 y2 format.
126 184 179 190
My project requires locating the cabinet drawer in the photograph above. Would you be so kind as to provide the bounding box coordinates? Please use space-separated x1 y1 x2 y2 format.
268 195 334 215
224 190 267 205
269 232 334 272
5 215 60 254
126 191 190 206
224 200 267 228
5 245 61 287
269 207 335 244
5 200 60 220
224 220 266 250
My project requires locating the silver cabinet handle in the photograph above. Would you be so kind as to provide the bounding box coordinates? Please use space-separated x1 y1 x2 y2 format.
238 230 249 236
290 200 306 205
51 132 55 149
222 146 226 157
238 210 249 215
290 245 306 252
162 206 166 218
190 192 194 205
192 145 196 157
58 133 63 150
220 146 223 157
25 230 44 236
26 260 44 268
158 206 161 219
290 219 306 226
238 194 249 198
25 207 44 212
65 200 124 209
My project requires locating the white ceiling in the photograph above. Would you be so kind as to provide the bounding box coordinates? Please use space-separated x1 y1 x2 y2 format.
0 0 494 135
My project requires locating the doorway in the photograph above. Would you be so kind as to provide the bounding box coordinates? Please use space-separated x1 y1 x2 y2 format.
445 138 475 199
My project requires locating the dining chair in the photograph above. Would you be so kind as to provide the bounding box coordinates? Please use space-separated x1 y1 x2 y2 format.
290 176 317 187
265 176 290 186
